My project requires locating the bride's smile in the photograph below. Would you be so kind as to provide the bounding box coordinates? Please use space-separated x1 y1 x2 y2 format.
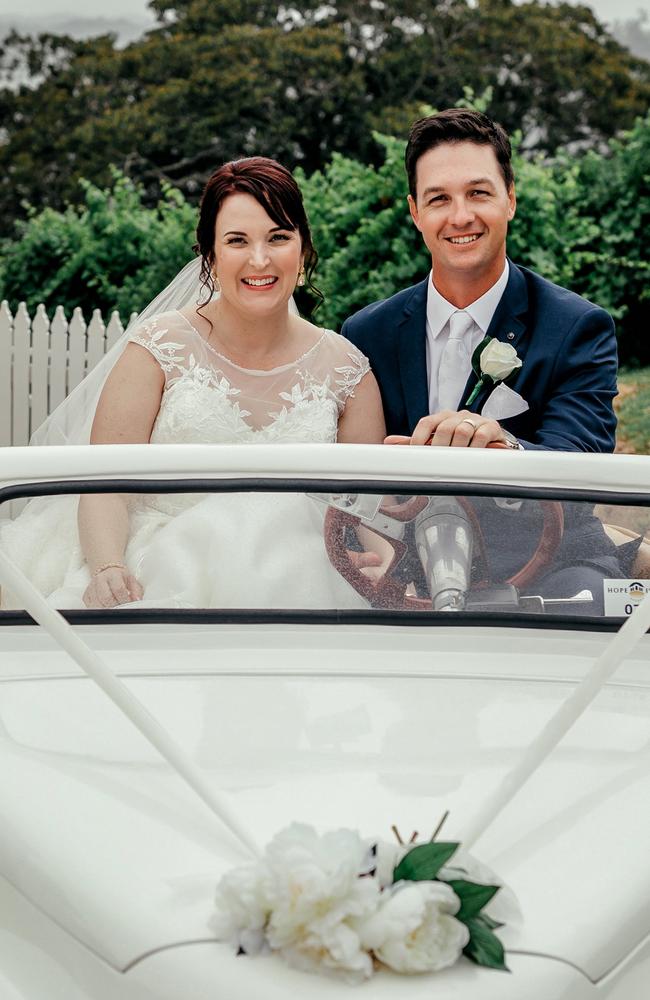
241 275 278 289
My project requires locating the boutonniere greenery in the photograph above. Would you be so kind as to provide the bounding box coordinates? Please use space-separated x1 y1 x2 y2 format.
212 822 508 982
464 336 523 408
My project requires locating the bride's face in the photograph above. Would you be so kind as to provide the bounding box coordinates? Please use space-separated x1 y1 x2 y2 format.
213 193 303 315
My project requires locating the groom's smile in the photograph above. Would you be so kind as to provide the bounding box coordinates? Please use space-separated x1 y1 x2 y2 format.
408 140 516 304
446 234 482 245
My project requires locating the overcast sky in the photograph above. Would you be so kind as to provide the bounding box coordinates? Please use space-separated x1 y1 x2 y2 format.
0 0 152 16
0 0 648 26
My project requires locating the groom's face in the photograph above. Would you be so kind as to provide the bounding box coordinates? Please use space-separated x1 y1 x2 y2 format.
408 141 516 294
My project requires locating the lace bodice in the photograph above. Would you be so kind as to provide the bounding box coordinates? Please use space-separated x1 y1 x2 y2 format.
129 311 370 444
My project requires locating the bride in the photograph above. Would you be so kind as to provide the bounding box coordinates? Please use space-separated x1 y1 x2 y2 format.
1 157 386 610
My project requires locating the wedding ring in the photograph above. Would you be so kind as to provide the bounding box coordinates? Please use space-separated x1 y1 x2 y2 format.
460 418 478 429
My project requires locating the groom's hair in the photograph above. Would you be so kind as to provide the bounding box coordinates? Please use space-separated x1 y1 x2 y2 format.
405 109 514 199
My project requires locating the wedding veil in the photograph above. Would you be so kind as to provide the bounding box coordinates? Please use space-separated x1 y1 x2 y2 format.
1 256 204 607
31 256 205 446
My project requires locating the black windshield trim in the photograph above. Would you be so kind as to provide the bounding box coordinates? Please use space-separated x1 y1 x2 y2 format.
2 477 646 634
0 608 634 632
1 477 650 506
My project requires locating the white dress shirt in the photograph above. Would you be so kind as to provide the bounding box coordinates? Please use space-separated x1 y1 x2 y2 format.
425 261 510 414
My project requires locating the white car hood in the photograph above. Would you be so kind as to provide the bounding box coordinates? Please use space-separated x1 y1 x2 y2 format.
1 623 649 982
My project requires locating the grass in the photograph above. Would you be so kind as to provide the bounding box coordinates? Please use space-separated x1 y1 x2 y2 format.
615 367 650 455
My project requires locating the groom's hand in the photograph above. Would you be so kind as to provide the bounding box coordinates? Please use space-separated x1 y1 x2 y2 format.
348 549 385 582
385 410 509 448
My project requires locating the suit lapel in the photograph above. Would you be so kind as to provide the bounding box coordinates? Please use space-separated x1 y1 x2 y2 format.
461 261 529 413
397 278 429 429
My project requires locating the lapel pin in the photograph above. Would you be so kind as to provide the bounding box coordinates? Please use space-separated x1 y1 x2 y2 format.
506 331 515 341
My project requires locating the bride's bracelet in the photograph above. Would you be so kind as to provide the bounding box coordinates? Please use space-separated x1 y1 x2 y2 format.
92 562 127 577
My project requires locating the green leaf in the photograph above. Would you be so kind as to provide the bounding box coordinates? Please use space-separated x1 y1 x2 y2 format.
393 842 459 883
446 879 500 921
463 916 509 972
471 334 493 375
480 913 505 931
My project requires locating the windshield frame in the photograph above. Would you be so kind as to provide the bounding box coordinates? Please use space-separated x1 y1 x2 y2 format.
2 476 648 632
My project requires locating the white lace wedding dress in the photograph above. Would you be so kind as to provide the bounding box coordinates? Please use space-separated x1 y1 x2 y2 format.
1 312 372 611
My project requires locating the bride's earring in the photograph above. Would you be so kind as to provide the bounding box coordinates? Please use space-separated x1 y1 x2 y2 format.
296 266 305 288
211 270 221 293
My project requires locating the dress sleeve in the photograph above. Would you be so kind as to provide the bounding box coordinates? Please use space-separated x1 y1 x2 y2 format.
128 313 189 385
328 333 371 413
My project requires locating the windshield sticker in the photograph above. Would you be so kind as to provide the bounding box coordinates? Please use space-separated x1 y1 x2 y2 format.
604 579 650 617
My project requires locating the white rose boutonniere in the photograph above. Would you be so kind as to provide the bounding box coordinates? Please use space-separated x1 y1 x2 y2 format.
464 336 523 408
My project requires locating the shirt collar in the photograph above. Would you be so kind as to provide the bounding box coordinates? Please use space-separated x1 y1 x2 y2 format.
426 260 510 340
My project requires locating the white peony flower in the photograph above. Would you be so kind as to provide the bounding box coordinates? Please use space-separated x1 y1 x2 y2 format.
280 917 374 981
214 823 381 980
355 881 469 974
264 824 380 979
212 861 269 953
479 339 522 382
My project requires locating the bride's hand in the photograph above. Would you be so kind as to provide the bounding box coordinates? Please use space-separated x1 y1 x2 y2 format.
83 566 144 608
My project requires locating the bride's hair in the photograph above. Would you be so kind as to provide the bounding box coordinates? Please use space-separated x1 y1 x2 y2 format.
195 156 323 311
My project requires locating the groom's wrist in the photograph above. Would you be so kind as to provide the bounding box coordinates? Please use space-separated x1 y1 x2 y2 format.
500 429 523 450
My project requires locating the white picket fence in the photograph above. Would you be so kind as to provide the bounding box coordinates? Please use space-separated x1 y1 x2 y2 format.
1 301 136 447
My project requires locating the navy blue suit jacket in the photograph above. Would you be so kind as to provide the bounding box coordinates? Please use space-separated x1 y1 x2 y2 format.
341 261 618 452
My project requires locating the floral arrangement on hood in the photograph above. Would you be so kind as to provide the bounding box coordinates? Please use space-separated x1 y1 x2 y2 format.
212 822 508 982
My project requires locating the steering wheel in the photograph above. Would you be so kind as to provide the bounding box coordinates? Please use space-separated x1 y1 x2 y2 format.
323 492 564 611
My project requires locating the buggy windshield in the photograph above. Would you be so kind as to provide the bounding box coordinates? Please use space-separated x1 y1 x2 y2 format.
2 477 648 624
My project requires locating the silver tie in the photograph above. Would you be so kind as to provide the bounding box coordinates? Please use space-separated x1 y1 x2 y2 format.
437 310 474 411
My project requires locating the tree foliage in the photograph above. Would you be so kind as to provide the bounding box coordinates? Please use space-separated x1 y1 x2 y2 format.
0 111 648 364
296 134 430 323
0 170 196 318
0 0 647 236
562 113 650 364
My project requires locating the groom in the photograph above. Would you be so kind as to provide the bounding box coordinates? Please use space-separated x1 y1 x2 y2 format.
341 108 618 452
342 109 622 605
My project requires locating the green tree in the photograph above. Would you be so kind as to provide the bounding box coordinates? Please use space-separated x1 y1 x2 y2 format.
0 171 196 317
468 1 650 153
0 0 648 237
1 107 648 365
0 13 368 234
298 133 429 327
564 113 650 365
